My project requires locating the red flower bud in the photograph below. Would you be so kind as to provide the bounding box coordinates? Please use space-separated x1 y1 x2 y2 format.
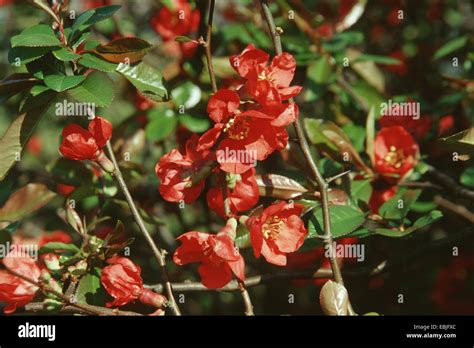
59 117 114 172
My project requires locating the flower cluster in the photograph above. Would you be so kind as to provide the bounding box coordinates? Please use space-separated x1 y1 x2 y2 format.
156 45 308 288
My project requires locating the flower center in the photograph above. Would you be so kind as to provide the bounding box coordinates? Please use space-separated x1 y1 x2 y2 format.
262 216 284 240
384 145 406 169
257 69 274 82
224 117 250 140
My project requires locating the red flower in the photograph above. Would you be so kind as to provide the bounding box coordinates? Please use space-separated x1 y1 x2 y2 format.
246 201 307 266
382 49 408 75
101 256 166 312
374 126 419 183
230 44 302 106
198 89 296 173
438 114 455 137
56 183 76 197
207 168 259 218
173 220 245 288
368 183 397 214
59 117 114 172
431 255 474 314
156 134 215 203
0 253 41 313
135 91 155 111
150 0 200 41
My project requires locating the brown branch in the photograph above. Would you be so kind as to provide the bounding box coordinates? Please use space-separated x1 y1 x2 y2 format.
239 282 254 315
24 302 141 316
427 164 474 202
200 0 217 93
105 141 181 316
7 269 142 316
259 0 355 315
434 195 474 223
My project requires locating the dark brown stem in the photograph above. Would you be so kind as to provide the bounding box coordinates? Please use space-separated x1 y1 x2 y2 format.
259 0 355 315
203 0 217 93
427 164 474 202
434 195 474 223
105 141 181 316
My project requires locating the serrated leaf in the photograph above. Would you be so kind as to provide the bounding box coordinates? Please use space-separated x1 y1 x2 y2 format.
44 74 86 92
433 35 468 60
116 62 170 102
78 53 118 72
319 280 349 316
11 24 61 47
308 205 365 238
87 37 152 64
0 183 56 222
8 46 55 66
0 91 56 180
72 5 121 33
52 47 82 61
68 71 115 107
256 173 308 200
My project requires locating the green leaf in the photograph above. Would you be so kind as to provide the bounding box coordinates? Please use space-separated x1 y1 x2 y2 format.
87 37 152 64
30 84 50 96
8 46 55 66
116 62 170 102
178 114 210 132
351 179 372 204
379 189 421 221
26 53 65 80
145 109 177 141
0 183 56 222
460 167 474 188
68 71 115 107
39 242 80 254
11 24 61 48
52 47 82 61
44 74 86 92
375 210 442 237
308 205 366 238
72 5 121 33
0 91 56 180
76 270 105 305
304 118 368 170
307 56 334 84
175 35 194 43
235 224 252 249
433 35 468 60
171 81 201 109
78 53 118 72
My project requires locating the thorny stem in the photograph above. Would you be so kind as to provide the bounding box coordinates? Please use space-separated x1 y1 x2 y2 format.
105 141 181 316
259 0 355 315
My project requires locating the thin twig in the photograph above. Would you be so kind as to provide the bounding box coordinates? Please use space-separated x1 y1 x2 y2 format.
105 141 181 316
239 282 254 315
259 0 355 315
201 0 217 93
7 269 142 316
434 195 474 223
427 164 474 202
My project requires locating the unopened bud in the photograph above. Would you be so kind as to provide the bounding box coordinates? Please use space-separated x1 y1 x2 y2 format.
95 151 115 173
